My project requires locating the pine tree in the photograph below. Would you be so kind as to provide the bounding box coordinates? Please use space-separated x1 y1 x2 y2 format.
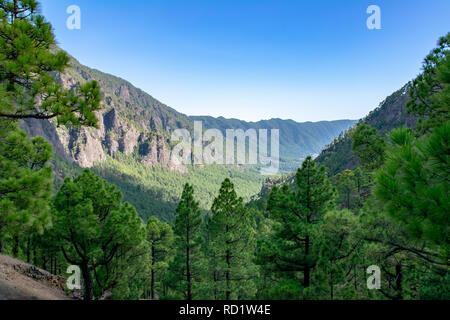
317 210 362 299
53 169 146 300
0 0 102 254
256 157 335 298
352 123 385 170
359 198 417 300
0 120 52 253
0 0 101 125
146 216 174 299
408 33 449 134
375 125 449 262
335 170 355 209
167 183 203 300
206 178 257 300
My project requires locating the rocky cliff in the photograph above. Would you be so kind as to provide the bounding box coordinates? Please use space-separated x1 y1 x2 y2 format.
21 54 190 172
21 51 356 174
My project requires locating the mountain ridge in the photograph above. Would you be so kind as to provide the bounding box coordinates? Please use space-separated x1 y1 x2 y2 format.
251 82 420 205
21 51 356 173
191 116 356 171
315 83 418 175
19 50 358 221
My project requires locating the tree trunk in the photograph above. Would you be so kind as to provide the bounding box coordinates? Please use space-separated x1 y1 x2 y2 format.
213 270 218 300
330 281 334 300
186 221 192 301
304 265 310 288
33 245 37 266
347 191 350 209
151 244 155 300
303 235 311 289
163 282 168 298
186 245 191 300
13 235 19 257
151 269 155 299
26 236 31 263
395 264 403 300
225 223 231 301
226 248 231 300
81 263 93 301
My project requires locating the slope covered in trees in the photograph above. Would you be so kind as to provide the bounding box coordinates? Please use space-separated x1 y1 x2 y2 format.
17 43 356 222
92 155 264 222
20 51 355 172
192 116 356 171
316 84 417 175
0 0 448 302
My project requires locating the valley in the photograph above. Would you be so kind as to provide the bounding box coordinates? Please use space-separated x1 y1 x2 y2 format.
20 52 356 222
1 1 447 302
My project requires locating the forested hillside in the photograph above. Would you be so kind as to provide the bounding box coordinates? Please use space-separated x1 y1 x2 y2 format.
0 1 448 302
316 84 418 175
92 156 264 222
17 48 355 222
21 53 355 172
192 116 356 171
247 34 449 300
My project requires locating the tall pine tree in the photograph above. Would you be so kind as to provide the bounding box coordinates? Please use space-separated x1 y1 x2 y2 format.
376 125 449 262
0 0 102 254
257 157 335 299
407 33 449 134
207 178 257 300
146 216 174 299
53 169 146 300
167 183 203 300
0 121 52 253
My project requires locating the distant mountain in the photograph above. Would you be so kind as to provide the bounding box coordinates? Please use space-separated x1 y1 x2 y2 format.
22 53 192 172
20 50 358 221
21 52 355 173
191 116 356 172
249 84 420 210
315 84 418 175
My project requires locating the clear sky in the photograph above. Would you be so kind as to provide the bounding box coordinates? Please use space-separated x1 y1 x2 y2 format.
39 0 450 122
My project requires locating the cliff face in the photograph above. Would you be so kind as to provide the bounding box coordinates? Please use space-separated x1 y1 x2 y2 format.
21 54 190 172
20 51 356 174
22 109 182 171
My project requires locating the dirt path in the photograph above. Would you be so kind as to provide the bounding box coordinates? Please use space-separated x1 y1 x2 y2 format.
0 254 72 300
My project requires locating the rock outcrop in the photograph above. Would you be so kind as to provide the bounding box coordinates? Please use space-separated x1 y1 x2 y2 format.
0 254 73 300
21 54 189 172
20 50 355 175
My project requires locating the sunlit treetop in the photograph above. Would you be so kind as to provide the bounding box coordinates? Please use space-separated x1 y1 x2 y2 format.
0 0 102 127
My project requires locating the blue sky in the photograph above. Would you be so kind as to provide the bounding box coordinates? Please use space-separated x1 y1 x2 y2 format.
39 0 450 122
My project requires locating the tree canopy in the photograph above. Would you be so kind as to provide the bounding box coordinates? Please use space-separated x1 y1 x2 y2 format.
0 0 101 126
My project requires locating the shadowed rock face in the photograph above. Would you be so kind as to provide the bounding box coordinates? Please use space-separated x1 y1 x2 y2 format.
20 118 71 163
22 107 182 170
22 54 189 172
21 51 355 174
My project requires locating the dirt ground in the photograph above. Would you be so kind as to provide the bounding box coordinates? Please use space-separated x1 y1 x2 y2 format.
0 254 72 300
